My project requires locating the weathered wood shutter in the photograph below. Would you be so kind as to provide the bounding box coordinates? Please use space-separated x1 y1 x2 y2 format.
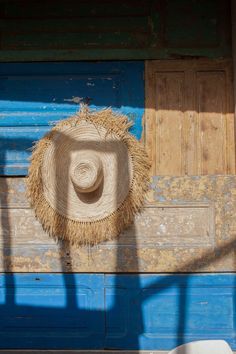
145 59 235 175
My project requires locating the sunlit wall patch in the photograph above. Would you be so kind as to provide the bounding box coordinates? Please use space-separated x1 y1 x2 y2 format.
13 274 105 311
14 274 66 308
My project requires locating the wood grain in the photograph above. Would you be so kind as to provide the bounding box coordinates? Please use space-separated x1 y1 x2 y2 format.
145 59 235 176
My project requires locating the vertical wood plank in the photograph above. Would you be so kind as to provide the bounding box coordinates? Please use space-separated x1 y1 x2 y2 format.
184 69 197 175
196 71 227 174
155 72 185 175
145 61 157 175
225 64 236 174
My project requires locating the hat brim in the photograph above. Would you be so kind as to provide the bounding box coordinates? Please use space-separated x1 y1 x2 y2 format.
27 108 150 246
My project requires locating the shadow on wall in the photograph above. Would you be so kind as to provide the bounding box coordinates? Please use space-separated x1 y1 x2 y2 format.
0 134 236 351
0 60 235 351
0 61 146 349
0 134 144 350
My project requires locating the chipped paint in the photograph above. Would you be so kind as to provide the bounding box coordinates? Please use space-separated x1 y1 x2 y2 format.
0 176 236 272
64 96 84 104
0 61 144 175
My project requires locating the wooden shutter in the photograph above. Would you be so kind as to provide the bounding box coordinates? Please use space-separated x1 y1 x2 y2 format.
145 59 235 176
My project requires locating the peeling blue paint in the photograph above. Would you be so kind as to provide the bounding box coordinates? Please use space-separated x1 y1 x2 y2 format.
0 61 144 176
0 273 236 350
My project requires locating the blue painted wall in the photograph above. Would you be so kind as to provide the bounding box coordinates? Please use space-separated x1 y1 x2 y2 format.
0 273 235 350
0 61 144 175
0 61 233 351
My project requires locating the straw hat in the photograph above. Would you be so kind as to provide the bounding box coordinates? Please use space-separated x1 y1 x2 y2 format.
27 107 150 246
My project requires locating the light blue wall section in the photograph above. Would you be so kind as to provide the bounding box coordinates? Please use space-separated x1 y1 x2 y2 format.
0 61 144 175
0 273 235 350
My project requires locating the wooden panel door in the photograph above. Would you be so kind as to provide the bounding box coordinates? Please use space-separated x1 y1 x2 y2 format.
145 59 235 175
1 273 236 350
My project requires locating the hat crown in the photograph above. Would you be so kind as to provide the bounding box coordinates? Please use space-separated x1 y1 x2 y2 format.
27 109 150 246
70 153 103 193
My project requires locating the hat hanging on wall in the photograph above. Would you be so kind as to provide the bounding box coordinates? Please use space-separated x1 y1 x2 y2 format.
27 106 150 246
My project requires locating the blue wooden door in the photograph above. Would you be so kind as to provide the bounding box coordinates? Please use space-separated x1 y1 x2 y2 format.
1 273 235 350
1 274 105 349
0 61 144 175
104 274 236 351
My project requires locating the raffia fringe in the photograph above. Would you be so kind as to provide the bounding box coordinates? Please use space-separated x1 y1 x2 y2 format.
26 107 151 246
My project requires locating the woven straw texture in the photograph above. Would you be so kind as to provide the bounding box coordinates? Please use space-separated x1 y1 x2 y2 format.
27 107 150 246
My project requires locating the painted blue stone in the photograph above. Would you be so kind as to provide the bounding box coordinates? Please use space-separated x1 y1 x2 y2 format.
0 61 144 175
0 273 235 350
